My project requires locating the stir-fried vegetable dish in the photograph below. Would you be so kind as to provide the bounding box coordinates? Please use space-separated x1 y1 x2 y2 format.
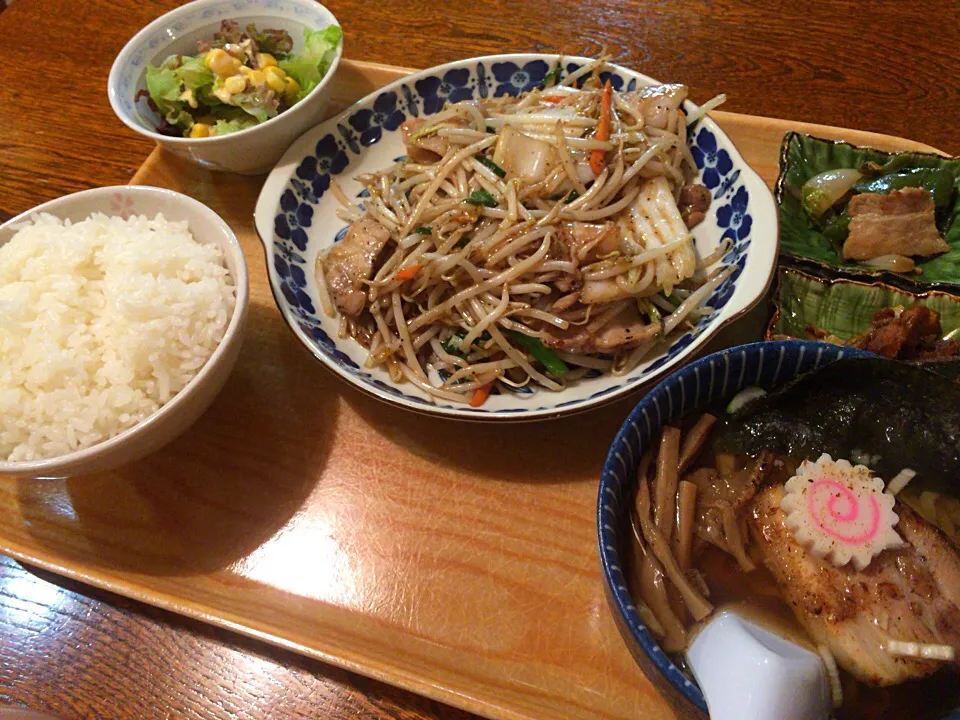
316 59 731 405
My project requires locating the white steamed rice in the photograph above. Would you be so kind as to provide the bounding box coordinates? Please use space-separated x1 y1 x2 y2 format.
0 212 235 462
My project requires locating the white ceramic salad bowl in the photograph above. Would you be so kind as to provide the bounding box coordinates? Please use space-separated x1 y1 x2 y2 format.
108 0 342 175
253 54 778 420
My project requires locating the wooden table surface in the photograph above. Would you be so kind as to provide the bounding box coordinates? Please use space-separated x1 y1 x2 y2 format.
1 0 958 718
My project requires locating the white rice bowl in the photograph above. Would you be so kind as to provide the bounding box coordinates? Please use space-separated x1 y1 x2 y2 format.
0 212 236 462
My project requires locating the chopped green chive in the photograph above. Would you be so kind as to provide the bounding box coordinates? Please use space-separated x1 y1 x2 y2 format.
415 226 432 235
505 330 569 378
465 189 499 208
475 155 507 178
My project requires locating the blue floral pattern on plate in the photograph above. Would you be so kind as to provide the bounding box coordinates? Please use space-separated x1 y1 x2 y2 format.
415 69 473 114
491 59 550 96
255 54 778 419
274 189 312 252
717 186 752 242
692 127 734 191
349 91 405 146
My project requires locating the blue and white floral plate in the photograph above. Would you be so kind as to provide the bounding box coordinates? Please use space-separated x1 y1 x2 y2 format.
253 54 779 420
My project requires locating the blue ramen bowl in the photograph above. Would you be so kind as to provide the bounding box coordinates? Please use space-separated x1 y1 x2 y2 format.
594 340 927 718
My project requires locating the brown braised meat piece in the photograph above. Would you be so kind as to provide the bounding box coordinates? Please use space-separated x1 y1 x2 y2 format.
750 485 960 686
321 215 391 316
847 305 960 360
843 187 948 261
678 184 711 229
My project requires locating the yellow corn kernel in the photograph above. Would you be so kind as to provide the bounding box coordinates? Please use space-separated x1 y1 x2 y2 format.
257 53 278 68
284 76 301 101
265 67 286 92
203 49 223 69
205 48 241 77
247 69 266 86
190 123 211 138
223 75 246 94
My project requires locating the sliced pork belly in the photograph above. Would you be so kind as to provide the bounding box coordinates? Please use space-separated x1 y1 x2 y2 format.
622 84 688 130
322 215 390 316
400 117 452 163
561 221 619 263
843 187 948 261
749 484 960 686
541 305 660 352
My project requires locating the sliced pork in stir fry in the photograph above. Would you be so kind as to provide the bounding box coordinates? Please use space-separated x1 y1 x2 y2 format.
322 215 391 316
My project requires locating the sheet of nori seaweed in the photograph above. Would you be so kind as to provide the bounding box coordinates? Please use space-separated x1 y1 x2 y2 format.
714 357 960 487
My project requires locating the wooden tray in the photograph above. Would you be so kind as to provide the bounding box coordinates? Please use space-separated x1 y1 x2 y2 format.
0 59 942 720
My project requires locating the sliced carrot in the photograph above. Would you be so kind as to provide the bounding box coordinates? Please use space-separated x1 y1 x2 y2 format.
469 382 493 407
394 264 421 281
541 94 566 103
589 80 613 176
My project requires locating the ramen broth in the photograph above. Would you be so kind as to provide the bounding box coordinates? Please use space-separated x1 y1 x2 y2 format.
627 437 960 720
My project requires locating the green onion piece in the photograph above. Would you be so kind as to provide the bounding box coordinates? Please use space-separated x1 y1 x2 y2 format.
505 330 569 377
415 226 432 235
441 333 464 354
486 126 496 134
638 299 661 324
540 64 563 89
465 190 499 208
476 155 507 178
565 190 579 203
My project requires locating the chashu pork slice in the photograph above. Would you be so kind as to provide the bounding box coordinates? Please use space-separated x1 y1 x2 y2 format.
749 484 960 686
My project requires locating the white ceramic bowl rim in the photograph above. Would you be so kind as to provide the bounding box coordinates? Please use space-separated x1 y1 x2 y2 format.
0 185 249 475
254 53 780 420
107 0 343 144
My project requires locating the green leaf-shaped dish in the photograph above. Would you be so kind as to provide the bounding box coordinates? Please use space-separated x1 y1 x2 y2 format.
767 266 960 340
775 132 960 287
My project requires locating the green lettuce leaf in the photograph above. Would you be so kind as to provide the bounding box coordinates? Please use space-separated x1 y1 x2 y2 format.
145 63 182 114
231 91 273 123
279 25 342 103
211 117 259 135
175 56 214 93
